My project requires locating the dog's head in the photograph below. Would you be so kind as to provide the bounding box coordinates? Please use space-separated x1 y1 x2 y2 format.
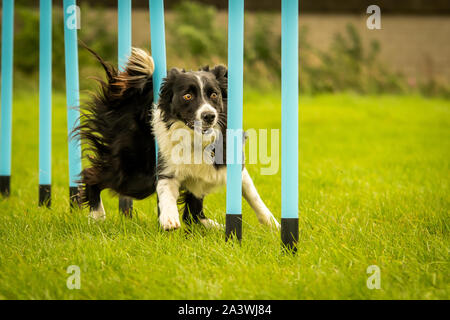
158 65 227 133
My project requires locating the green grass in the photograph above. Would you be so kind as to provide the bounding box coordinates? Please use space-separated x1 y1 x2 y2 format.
0 91 448 299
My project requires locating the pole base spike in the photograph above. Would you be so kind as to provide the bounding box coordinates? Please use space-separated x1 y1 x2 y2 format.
225 214 242 242
0 176 10 197
39 184 51 208
281 218 299 253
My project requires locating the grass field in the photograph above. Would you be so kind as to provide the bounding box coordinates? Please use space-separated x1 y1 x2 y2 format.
0 91 448 299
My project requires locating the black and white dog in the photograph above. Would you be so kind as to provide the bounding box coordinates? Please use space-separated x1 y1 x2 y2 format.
77 47 279 231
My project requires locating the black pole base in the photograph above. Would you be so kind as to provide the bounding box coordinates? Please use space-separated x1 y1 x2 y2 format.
281 218 299 253
39 184 51 208
0 175 11 197
119 196 133 218
225 214 242 242
69 186 81 210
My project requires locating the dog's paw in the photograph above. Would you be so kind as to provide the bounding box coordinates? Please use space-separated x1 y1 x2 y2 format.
199 218 224 230
89 212 106 221
258 213 281 230
159 212 181 231
89 210 106 221
89 202 106 221
270 216 281 230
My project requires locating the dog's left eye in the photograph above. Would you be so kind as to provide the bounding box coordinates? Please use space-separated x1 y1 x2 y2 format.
183 94 193 101
210 92 218 99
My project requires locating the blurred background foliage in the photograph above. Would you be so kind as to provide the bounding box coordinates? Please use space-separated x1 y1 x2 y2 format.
12 0 450 14
3 1 450 96
12 3 116 92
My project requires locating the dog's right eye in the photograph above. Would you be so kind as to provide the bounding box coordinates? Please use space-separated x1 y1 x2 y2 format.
183 94 193 101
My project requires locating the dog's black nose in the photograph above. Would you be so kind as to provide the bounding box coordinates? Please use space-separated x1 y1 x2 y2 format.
201 112 216 124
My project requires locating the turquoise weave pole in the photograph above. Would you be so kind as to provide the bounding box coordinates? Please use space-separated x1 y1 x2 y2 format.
281 0 299 219
149 0 167 159
225 0 244 240
118 0 132 71
118 0 133 214
63 0 82 189
0 0 14 195
38 0 53 206
149 0 167 108
39 0 53 187
281 0 299 251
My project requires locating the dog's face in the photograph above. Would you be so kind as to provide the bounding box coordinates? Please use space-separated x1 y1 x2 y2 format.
158 65 227 133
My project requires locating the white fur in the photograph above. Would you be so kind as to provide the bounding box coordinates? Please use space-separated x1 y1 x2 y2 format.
153 108 226 199
195 75 218 126
196 103 218 123
199 218 224 229
157 178 181 230
89 198 106 221
195 75 205 97
242 168 280 229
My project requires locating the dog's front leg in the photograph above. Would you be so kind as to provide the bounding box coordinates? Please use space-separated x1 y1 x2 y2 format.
156 178 181 230
242 168 280 229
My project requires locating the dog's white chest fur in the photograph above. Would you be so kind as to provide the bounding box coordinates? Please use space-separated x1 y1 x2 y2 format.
152 108 226 198
180 165 226 198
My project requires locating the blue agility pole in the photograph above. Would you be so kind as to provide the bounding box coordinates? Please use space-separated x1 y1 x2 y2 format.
149 0 167 165
118 0 133 216
281 0 299 251
39 0 53 207
225 0 244 241
0 0 14 197
149 0 167 217
63 0 82 207
149 0 167 114
118 0 132 71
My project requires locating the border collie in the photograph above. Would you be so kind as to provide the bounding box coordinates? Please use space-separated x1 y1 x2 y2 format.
76 47 279 231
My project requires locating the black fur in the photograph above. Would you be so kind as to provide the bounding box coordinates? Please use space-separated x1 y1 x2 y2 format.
74 46 157 210
182 192 206 225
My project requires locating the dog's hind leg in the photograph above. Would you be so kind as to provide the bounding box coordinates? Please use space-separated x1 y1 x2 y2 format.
85 184 106 221
182 192 222 229
242 168 280 229
119 196 133 218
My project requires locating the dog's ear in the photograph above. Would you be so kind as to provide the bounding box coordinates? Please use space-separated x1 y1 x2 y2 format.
158 68 182 113
211 65 227 80
211 65 227 99
167 67 183 78
200 65 210 72
160 67 182 94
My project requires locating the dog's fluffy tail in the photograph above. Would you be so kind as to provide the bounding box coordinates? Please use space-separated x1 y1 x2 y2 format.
111 47 155 96
75 45 156 205
83 45 155 100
